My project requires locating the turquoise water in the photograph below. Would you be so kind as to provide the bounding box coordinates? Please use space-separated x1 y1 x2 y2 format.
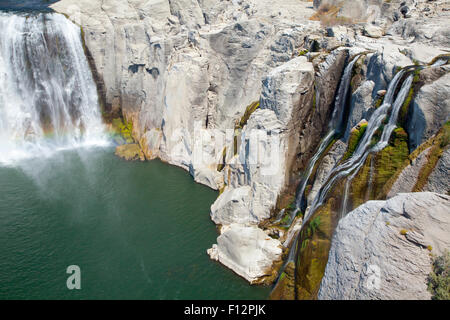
0 147 270 299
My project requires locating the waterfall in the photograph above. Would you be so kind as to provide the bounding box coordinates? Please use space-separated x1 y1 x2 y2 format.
305 70 414 224
290 55 360 223
0 12 107 165
273 67 414 295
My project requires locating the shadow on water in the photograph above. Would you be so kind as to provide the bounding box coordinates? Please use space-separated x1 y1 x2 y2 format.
0 0 59 12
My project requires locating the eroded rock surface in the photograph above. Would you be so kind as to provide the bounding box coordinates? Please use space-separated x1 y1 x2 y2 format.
318 193 450 300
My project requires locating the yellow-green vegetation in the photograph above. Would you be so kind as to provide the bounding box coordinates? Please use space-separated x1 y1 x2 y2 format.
379 122 450 198
295 198 335 300
111 117 134 144
399 69 421 126
236 101 260 130
371 127 409 195
374 96 384 109
280 212 291 226
217 147 227 172
286 200 296 212
348 155 373 209
428 246 433 252
231 102 259 157
400 229 408 236
298 49 309 56
115 143 145 161
269 262 296 300
428 54 450 66
427 251 450 300
233 135 238 156
441 121 450 148
399 86 414 126
412 122 450 192
304 184 312 199
308 217 321 237
342 123 368 161
349 127 409 207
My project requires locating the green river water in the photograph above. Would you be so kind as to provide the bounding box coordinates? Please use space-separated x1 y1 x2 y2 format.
0 147 270 299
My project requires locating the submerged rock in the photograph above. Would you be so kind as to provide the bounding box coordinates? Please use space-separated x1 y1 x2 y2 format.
318 192 450 300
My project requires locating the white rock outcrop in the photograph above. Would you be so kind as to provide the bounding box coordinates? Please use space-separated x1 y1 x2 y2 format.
208 56 315 277
318 192 450 300
207 224 283 283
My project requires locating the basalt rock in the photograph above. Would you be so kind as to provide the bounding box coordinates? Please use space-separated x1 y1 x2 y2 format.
318 192 450 300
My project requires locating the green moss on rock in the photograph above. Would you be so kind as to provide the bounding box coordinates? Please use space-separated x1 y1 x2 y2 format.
428 250 450 300
295 198 335 300
111 117 134 144
236 101 260 130
342 122 368 161
373 128 409 191
269 261 296 300
349 154 373 208
115 144 145 161
217 147 227 172
379 122 450 197
412 122 450 192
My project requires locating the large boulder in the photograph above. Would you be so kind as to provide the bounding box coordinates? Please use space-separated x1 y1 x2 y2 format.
207 224 283 284
318 192 450 300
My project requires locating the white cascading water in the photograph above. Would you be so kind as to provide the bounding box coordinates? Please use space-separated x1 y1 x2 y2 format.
305 71 414 224
277 55 361 268
0 12 108 165
277 68 414 279
289 55 360 224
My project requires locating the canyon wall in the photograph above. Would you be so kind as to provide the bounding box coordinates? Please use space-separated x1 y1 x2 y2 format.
51 0 450 298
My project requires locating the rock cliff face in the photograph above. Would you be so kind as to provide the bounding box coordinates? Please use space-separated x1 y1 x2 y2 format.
318 193 450 300
51 0 319 190
50 0 450 297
